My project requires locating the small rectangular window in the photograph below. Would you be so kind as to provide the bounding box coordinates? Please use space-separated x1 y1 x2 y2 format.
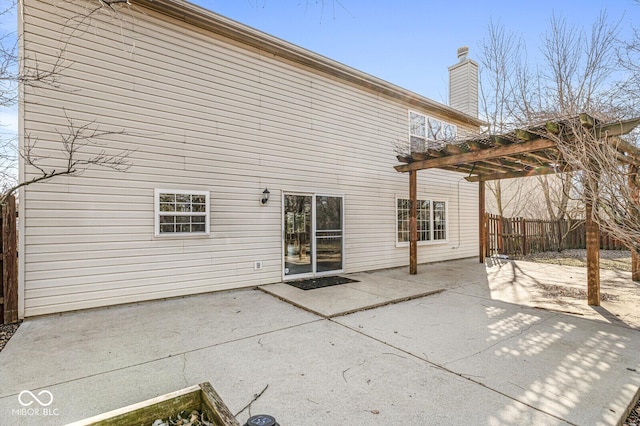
155 189 210 236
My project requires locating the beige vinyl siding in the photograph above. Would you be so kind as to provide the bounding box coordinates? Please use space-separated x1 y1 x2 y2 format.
20 0 479 316
449 60 479 118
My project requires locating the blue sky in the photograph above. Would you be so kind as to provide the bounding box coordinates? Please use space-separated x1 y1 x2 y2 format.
191 0 639 104
0 0 638 137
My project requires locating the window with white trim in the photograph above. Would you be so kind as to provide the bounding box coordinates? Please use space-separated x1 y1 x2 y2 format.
409 111 457 152
155 189 210 236
396 198 447 244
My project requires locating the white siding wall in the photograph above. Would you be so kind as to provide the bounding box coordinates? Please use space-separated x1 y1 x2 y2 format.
20 0 479 316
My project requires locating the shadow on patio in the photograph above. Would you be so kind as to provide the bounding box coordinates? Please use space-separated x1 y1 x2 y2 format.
262 257 640 424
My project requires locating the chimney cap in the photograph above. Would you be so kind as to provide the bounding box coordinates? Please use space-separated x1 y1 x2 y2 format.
457 46 469 61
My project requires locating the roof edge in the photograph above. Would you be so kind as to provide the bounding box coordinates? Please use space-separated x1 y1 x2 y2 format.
134 0 486 128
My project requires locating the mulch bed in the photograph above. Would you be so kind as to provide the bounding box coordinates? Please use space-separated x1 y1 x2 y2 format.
535 282 619 302
287 276 359 291
0 322 20 352
625 405 640 426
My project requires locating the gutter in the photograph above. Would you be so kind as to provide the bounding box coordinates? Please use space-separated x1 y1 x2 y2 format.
135 0 485 128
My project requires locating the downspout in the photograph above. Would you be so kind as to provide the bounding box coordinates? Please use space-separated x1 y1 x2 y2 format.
17 0 26 319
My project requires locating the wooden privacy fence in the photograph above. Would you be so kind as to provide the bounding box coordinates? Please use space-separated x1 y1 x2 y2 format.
0 195 18 325
484 213 626 257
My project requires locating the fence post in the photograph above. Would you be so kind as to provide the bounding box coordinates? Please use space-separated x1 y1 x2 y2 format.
497 216 503 254
2 195 18 324
521 218 527 256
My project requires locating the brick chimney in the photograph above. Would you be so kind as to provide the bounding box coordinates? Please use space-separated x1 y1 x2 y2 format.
448 46 478 118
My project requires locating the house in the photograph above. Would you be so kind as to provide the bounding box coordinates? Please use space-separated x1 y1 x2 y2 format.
18 0 483 317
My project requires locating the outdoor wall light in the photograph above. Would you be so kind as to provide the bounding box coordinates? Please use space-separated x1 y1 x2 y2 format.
261 188 270 204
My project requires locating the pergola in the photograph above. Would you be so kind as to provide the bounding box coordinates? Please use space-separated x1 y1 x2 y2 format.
395 113 640 306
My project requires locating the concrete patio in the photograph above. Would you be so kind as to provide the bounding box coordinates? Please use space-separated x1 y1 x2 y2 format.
0 258 639 425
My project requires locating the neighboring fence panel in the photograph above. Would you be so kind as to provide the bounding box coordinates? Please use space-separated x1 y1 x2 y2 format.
1 195 18 325
484 213 626 258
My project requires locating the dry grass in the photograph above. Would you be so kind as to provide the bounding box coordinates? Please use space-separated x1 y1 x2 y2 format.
518 249 632 271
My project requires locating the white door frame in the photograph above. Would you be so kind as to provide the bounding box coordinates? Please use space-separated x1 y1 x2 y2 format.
282 192 345 281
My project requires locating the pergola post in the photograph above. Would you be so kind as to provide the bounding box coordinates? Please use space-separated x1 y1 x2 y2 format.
409 170 418 275
479 181 485 263
585 199 600 305
631 166 640 282
393 115 640 299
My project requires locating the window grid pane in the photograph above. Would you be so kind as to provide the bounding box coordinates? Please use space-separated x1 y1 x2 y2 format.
418 200 430 241
427 118 442 140
409 112 426 153
433 201 446 240
158 191 208 234
397 198 446 243
397 198 430 243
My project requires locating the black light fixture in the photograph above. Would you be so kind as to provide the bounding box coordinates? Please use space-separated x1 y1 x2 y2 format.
261 188 270 204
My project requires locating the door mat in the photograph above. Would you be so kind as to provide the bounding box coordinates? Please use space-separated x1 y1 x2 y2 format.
287 276 360 291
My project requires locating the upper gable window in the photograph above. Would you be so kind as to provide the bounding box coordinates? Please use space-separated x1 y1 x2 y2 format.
409 111 457 152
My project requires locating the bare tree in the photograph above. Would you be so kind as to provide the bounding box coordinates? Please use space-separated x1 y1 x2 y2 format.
530 12 640 251
0 0 134 203
478 22 531 218
476 12 640 256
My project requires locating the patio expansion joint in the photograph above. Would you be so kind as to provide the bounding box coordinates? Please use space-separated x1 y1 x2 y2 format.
330 317 577 426
327 289 446 318
0 318 323 401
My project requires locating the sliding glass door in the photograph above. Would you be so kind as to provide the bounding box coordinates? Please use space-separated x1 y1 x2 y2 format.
315 195 343 273
283 194 343 279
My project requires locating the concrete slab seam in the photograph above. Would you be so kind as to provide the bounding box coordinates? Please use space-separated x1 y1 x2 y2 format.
257 286 329 318
328 289 446 318
0 318 323 401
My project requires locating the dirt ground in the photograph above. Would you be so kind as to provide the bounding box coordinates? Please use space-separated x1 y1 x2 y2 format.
498 249 639 426
519 248 632 271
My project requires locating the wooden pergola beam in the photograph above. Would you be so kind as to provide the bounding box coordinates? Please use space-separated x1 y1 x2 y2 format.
520 150 560 164
395 138 557 173
490 135 514 146
515 129 539 141
479 157 529 172
395 115 640 302
465 165 572 182
615 151 640 167
469 161 518 174
598 117 640 139
502 155 542 169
